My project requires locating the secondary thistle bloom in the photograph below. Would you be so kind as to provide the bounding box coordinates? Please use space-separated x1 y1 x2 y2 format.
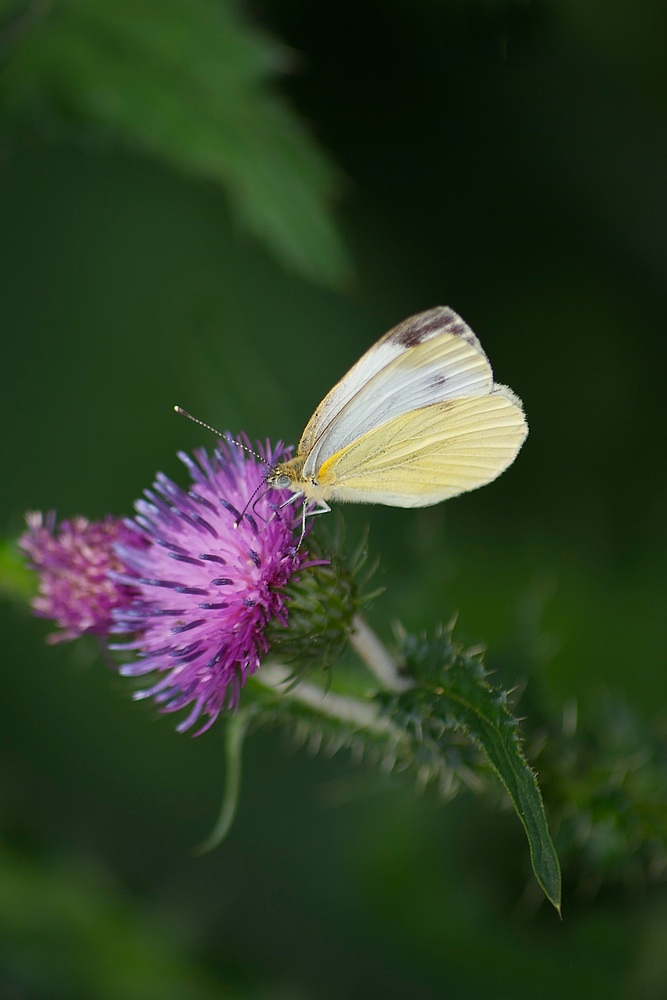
109 437 307 734
19 512 141 643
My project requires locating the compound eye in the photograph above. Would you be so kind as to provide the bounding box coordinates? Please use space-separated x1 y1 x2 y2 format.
274 474 292 489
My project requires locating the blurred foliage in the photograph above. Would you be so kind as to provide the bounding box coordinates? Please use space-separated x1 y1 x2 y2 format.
0 845 234 1000
532 695 667 899
0 0 349 286
2 0 667 998
0 538 33 601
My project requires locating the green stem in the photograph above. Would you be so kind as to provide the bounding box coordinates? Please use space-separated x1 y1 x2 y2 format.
194 709 252 854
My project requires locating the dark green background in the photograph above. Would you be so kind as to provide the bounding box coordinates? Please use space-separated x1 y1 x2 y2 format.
2 2 667 997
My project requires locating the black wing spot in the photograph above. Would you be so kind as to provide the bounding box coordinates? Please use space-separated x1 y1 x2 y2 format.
429 372 448 390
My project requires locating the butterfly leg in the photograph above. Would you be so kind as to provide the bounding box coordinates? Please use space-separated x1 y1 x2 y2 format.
275 491 307 547
276 493 330 547
305 499 331 518
297 498 330 548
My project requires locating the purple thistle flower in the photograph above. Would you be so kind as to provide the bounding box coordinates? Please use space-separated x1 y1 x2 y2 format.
109 437 307 735
19 512 142 643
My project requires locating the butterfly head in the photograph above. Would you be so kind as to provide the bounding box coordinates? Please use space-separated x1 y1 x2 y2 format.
266 455 305 496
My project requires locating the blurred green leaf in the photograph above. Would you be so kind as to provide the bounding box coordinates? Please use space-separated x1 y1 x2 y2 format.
0 537 33 602
0 0 350 286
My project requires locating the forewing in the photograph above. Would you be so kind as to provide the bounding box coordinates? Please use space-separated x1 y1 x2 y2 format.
300 307 493 477
316 387 528 507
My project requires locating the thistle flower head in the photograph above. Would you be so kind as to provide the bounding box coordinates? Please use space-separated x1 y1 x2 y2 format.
19 512 141 643
110 437 307 734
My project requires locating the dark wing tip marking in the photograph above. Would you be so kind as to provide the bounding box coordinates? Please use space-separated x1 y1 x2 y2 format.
391 307 452 348
390 306 480 351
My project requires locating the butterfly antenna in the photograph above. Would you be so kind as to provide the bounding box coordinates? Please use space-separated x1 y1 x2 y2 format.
175 405 276 529
173 405 266 465
237 480 271 528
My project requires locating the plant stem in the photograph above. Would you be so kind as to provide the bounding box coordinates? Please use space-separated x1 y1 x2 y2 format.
254 661 405 740
350 614 413 692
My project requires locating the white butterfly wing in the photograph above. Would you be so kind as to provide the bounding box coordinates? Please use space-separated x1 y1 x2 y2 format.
300 307 493 478
315 386 528 507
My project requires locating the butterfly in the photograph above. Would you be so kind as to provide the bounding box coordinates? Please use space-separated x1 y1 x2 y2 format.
266 306 528 535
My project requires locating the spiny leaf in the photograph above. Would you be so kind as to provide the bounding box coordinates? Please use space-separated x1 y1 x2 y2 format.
399 629 562 912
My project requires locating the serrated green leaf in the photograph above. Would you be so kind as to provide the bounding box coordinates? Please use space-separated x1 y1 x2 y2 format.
395 630 562 911
248 619 561 909
1 0 350 286
435 657 561 912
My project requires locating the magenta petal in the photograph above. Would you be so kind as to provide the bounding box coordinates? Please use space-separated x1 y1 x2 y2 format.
20 512 142 642
111 436 307 733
